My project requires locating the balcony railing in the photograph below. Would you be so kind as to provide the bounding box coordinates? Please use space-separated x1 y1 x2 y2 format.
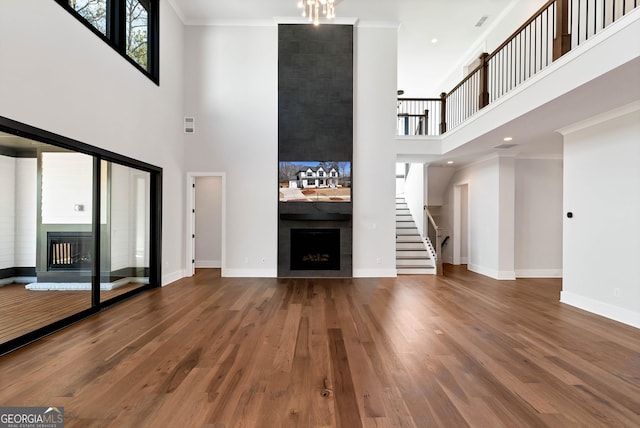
397 0 638 136
396 98 443 136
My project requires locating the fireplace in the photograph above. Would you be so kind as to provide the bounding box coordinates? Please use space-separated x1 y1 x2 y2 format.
290 228 340 271
47 232 92 271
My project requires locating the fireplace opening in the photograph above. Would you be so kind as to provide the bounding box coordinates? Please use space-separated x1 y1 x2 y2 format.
290 228 340 271
47 232 92 271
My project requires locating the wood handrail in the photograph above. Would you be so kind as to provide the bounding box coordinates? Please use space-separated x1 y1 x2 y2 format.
424 205 443 276
417 0 638 133
397 97 442 102
445 63 483 98
424 205 438 230
486 0 556 62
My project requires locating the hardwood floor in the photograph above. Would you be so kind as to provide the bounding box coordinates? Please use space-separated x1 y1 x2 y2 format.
0 266 638 427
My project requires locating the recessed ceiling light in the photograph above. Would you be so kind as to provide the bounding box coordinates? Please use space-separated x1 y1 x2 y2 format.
431 38 438 44
503 137 513 141
447 161 454 164
494 143 517 149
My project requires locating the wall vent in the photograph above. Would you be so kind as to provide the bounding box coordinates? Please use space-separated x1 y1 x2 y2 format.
475 16 488 27
184 117 195 133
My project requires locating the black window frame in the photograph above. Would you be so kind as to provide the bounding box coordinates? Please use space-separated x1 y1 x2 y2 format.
0 114 163 356
54 0 159 85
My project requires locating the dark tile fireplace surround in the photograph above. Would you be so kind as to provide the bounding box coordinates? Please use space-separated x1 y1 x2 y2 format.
278 204 352 277
278 24 353 277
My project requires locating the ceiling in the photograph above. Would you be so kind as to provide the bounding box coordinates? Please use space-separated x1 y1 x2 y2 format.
167 0 516 95
0 131 66 158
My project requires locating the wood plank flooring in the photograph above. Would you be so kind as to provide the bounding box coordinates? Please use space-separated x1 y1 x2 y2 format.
0 266 638 427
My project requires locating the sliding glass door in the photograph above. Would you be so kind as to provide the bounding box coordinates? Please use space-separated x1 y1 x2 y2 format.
0 118 161 355
100 162 151 303
0 142 95 344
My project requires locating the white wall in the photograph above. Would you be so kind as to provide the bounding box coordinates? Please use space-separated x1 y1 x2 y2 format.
0 155 16 270
497 156 516 276
436 0 550 94
183 24 278 277
41 153 93 224
460 184 468 263
514 158 563 277
0 0 185 285
561 107 640 328
110 164 151 271
403 163 425 236
183 24 398 277
426 165 456 206
110 163 131 271
15 158 37 267
195 176 222 268
352 25 398 277
0 156 37 272
443 155 516 279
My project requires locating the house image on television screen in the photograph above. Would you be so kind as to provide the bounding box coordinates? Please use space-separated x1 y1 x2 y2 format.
279 161 351 202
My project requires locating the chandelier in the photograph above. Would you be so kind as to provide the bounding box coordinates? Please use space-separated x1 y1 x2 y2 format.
297 0 336 25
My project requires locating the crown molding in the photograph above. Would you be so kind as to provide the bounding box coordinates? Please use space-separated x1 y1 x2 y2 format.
556 100 640 135
274 16 359 25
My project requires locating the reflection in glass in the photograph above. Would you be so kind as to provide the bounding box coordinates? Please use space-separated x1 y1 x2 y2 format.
100 162 150 302
0 136 93 344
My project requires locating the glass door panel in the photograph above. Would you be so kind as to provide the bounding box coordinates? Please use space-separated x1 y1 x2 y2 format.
0 138 94 344
100 161 150 302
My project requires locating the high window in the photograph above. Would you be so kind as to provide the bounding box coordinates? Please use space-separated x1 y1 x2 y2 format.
55 0 159 83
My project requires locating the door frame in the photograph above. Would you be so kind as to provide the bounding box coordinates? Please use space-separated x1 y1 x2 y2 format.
453 182 469 266
186 172 226 277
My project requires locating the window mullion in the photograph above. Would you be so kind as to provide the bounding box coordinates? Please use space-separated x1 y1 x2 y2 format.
108 0 125 53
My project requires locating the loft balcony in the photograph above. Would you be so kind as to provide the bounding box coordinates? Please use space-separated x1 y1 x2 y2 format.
397 0 639 159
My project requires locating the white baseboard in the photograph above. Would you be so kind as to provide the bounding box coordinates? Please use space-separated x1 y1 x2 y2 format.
468 264 516 280
561 291 640 329
516 269 563 278
353 269 397 278
223 268 277 278
195 260 221 268
162 270 186 286
460 257 469 264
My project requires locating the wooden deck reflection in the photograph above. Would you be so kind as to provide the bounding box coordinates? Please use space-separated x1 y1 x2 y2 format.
0 282 144 344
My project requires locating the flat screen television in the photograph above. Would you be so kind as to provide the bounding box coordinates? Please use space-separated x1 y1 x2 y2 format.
279 161 351 202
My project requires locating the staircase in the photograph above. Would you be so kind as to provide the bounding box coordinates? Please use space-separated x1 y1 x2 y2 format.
396 197 436 274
